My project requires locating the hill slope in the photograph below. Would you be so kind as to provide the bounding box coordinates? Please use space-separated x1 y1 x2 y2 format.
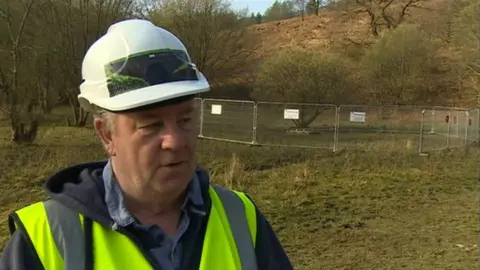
247 0 451 59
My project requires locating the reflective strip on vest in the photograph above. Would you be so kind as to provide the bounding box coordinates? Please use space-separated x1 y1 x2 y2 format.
43 200 86 270
211 186 257 270
12 185 257 270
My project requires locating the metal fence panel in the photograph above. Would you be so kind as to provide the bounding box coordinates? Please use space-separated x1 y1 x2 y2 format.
448 109 469 148
255 102 337 149
200 99 255 143
420 109 450 152
337 105 423 151
194 98 202 136
467 109 480 143
420 108 469 152
193 98 478 153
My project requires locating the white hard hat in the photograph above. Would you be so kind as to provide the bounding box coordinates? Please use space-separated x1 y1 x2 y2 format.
78 19 210 112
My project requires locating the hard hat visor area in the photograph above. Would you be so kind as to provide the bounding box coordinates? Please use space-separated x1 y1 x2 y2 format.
104 49 199 97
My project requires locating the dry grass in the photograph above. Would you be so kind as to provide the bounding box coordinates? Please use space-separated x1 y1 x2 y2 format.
249 11 365 56
0 125 478 269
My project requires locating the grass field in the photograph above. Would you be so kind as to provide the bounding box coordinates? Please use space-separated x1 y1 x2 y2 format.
0 123 478 269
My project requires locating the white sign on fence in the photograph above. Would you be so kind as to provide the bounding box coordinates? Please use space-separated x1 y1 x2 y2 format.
211 104 222 115
350 111 366 123
284 109 299 120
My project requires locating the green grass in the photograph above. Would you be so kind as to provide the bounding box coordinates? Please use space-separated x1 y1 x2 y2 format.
0 125 478 269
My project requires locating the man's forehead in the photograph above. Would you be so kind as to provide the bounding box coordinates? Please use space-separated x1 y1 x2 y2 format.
129 100 196 119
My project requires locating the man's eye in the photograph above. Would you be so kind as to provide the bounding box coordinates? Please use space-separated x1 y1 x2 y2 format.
139 123 156 128
138 122 163 132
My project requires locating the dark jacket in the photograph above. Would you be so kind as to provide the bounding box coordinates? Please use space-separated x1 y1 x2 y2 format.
0 160 293 270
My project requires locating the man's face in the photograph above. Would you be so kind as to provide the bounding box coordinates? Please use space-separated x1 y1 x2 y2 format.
106 99 199 199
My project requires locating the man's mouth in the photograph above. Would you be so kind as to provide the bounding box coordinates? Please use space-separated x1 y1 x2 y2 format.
164 161 184 167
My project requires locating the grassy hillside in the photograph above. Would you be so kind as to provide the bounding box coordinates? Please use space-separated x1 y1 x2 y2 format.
0 124 478 269
209 0 477 107
248 0 450 59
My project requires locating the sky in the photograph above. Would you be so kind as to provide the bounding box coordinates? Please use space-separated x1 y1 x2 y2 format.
231 0 275 15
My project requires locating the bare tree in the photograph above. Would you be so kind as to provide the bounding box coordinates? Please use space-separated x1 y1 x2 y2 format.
451 0 480 106
0 0 41 143
37 0 136 126
150 0 256 85
354 0 425 36
360 24 462 106
135 0 162 17
253 48 356 128
307 0 323 16
296 0 307 21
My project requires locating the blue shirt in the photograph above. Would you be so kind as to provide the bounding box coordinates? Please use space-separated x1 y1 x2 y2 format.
102 160 204 269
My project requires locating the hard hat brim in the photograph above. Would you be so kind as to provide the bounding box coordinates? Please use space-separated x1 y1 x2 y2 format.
79 78 209 112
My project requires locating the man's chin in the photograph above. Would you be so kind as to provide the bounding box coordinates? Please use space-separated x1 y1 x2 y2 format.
149 174 192 199
153 165 194 184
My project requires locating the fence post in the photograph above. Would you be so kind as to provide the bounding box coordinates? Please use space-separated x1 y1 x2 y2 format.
446 111 452 148
456 111 460 138
252 102 258 144
453 110 457 138
334 105 341 152
477 109 480 142
464 110 469 145
430 110 435 133
333 105 339 152
199 99 205 137
418 109 425 154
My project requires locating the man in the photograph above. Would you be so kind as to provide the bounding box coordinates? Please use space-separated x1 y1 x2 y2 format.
0 19 293 270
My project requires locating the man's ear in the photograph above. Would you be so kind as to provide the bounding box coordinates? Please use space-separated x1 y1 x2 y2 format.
94 117 116 156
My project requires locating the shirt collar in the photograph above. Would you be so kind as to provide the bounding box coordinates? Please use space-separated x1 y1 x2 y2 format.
102 159 204 227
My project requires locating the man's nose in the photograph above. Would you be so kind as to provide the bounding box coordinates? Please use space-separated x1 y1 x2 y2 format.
160 123 186 150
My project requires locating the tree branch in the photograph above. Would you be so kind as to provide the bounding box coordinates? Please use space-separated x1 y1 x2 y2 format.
13 0 36 71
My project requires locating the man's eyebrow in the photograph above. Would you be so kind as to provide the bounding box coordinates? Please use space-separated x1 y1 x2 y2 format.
180 106 195 115
134 105 195 120
135 113 159 122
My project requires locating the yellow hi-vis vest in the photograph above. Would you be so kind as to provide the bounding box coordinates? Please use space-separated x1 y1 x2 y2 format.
10 185 258 270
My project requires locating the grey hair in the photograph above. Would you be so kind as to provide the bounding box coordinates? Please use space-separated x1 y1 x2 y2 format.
91 105 116 133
